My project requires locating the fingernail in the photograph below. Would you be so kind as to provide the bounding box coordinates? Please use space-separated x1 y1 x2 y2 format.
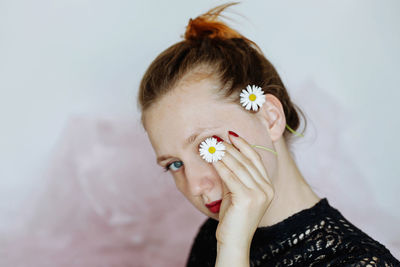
228 131 239 137
212 135 224 142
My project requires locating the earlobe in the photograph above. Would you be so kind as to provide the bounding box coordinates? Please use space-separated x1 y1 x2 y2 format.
258 94 286 142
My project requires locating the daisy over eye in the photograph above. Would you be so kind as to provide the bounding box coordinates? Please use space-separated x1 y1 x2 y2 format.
198 137 226 163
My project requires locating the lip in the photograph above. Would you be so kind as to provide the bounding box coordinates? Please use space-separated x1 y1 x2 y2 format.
205 199 222 213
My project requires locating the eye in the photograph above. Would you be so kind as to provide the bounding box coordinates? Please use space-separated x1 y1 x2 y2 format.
164 161 184 172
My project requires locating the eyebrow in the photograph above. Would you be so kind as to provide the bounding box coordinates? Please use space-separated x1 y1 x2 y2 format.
156 127 217 165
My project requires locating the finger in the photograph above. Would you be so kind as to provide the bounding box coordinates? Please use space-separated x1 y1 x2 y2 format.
219 148 261 190
228 133 272 185
219 179 231 218
222 141 271 191
212 160 248 195
221 177 230 201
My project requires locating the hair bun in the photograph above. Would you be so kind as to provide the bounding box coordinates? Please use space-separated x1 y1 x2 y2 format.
184 2 242 41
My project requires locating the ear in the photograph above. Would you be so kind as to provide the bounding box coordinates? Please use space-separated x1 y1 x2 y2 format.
257 94 286 142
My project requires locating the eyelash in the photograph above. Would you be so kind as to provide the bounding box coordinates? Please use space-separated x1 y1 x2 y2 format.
163 140 203 173
164 161 184 172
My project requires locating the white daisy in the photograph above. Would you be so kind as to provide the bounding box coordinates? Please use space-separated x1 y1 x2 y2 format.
239 85 266 111
199 137 226 163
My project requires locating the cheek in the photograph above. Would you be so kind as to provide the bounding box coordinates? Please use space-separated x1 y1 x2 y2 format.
172 174 186 193
172 173 195 200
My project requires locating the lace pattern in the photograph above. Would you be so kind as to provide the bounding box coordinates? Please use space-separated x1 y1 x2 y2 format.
186 198 400 267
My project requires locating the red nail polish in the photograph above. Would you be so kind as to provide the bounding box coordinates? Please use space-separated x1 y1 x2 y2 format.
212 135 224 143
228 131 239 137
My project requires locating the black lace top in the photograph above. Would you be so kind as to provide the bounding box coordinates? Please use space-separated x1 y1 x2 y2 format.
186 198 399 266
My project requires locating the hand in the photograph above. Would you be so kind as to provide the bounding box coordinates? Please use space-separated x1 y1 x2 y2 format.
212 132 275 247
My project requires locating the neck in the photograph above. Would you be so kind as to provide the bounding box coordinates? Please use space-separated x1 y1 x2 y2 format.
258 137 321 228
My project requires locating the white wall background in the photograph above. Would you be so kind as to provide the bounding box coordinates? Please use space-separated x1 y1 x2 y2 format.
1 0 399 266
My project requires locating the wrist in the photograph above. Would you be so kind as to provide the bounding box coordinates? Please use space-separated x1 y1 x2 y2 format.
216 233 253 250
217 239 251 250
216 241 251 267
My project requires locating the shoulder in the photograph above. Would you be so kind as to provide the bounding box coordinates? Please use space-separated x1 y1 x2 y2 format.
325 246 400 266
185 218 218 267
312 210 400 266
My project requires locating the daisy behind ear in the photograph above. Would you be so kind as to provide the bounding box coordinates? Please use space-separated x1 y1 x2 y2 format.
240 85 266 111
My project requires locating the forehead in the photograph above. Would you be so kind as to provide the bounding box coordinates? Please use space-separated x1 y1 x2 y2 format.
145 78 223 128
143 77 238 151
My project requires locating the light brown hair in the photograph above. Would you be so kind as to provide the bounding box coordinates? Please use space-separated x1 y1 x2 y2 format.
138 2 306 143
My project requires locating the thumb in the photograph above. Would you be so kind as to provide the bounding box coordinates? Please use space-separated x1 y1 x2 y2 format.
219 180 231 219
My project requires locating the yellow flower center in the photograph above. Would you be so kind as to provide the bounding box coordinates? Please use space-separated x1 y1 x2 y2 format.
208 147 216 154
249 94 257 101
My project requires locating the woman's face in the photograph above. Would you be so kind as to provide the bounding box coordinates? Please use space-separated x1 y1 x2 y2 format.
144 76 277 220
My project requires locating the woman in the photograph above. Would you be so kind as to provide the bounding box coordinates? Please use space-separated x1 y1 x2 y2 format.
137 3 399 266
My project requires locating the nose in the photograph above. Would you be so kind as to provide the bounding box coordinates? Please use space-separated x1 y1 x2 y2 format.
185 157 217 197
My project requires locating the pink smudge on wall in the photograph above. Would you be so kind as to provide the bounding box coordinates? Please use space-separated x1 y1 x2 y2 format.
2 115 205 267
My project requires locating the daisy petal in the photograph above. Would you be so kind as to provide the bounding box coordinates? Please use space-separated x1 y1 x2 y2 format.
245 102 252 110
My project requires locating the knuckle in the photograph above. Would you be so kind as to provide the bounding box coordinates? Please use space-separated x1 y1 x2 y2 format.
255 193 268 204
266 187 275 200
267 183 275 194
244 190 267 204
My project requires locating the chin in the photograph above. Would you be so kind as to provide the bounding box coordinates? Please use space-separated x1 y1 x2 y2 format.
196 204 220 221
208 212 219 221
199 208 218 220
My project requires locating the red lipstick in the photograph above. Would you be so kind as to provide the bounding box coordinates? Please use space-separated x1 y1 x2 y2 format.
205 199 222 213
